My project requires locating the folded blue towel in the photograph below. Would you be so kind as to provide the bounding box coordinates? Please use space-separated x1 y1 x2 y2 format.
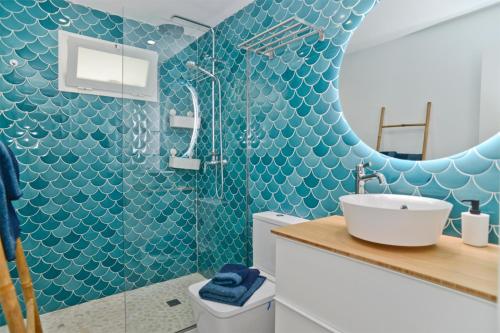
200 273 266 307
231 276 266 306
200 267 266 306
213 264 250 287
199 281 248 303
0 142 22 261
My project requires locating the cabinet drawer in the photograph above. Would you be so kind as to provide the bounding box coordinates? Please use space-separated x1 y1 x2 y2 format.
275 298 340 333
275 237 497 333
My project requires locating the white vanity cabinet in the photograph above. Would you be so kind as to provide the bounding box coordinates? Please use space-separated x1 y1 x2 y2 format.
274 236 498 333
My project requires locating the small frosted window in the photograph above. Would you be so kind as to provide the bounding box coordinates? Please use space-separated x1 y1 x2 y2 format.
123 56 150 88
76 47 123 84
76 47 150 88
59 30 158 102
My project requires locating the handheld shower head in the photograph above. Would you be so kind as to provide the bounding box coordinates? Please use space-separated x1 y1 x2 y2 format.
186 61 216 80
186 60 197 69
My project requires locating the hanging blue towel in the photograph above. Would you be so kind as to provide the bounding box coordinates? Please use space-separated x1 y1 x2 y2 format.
212 263 250 287
381 151 423 161
199 268 266 306
0 142 22 261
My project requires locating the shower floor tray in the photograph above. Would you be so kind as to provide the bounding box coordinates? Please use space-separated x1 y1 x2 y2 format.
0 273 204 333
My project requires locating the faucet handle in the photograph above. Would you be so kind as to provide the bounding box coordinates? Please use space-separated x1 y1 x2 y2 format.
357 162 370 170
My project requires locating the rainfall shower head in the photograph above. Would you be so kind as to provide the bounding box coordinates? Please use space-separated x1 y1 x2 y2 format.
171 15 212 31
157 23 185 37
170 15 212 39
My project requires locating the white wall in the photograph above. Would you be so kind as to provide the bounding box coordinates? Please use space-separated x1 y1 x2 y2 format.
340 5 500 159
480 47 500 142
348 0 500 54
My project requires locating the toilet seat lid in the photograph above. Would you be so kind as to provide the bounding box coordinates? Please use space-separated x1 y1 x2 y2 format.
188 273 275 319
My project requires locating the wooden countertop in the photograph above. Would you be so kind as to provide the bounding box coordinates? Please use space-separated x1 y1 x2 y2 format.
272 216 498 302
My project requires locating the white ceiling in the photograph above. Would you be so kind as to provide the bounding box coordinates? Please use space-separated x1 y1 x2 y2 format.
69 0 254 31
69 0 500 51
348 0 500 53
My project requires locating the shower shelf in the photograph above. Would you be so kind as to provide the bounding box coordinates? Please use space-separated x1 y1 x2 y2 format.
169 156 201 171
238 16 324 58
169 114 200 129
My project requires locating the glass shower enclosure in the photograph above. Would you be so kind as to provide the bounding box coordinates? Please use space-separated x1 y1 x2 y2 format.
120 9 249 332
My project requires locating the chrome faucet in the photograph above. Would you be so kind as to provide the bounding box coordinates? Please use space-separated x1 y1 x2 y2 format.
355 162 386 194
205 152 228 166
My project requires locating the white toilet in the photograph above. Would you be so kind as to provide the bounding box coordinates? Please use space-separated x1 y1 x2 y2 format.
188 212 307 333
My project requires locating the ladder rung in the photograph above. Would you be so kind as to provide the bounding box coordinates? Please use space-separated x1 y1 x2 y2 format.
382 123 426 128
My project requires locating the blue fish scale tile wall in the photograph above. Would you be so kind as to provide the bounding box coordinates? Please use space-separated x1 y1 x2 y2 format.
0 0 499 324
122 32 199 288
193 35 249 277
159 34 249 278
0 0 202 321
0 0 125 319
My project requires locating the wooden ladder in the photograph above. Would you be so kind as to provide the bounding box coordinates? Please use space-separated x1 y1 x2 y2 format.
0 238 43 333
376 101 432 160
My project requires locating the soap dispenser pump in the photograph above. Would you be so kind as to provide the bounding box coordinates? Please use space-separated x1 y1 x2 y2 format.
461 200 489 247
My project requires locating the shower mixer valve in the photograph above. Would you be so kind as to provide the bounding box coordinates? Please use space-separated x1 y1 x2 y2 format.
205 152 228 166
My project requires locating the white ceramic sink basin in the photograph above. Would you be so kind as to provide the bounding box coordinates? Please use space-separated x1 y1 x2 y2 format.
340 194 453 247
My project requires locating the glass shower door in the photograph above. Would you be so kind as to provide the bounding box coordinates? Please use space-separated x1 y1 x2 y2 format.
121 11 202 333
195 28 250 277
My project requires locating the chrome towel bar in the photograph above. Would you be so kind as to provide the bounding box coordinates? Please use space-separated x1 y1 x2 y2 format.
238 16 324 58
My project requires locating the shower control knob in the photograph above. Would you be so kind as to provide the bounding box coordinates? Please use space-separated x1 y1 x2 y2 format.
170 148 177 157
169 109 176 116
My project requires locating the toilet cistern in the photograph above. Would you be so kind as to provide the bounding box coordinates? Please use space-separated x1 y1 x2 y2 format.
355 162 386 194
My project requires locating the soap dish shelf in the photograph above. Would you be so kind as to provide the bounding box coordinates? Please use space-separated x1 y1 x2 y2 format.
170 115 200 129
169 156 201 171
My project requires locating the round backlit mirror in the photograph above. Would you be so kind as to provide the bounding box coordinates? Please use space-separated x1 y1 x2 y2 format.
340 1 500 160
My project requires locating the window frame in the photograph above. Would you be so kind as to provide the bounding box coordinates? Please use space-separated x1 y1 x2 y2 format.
59 30 159 102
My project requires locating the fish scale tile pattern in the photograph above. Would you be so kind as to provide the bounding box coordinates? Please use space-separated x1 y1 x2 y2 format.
195 36 249 277
159 33 250 278
0 0 126 318
0 0 202 323
120 45 199 287
209 0 499 243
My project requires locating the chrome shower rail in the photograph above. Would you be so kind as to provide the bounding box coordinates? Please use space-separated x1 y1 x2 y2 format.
238 16 324 58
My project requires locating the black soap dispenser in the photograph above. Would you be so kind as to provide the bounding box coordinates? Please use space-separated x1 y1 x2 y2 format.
461 200 489 247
